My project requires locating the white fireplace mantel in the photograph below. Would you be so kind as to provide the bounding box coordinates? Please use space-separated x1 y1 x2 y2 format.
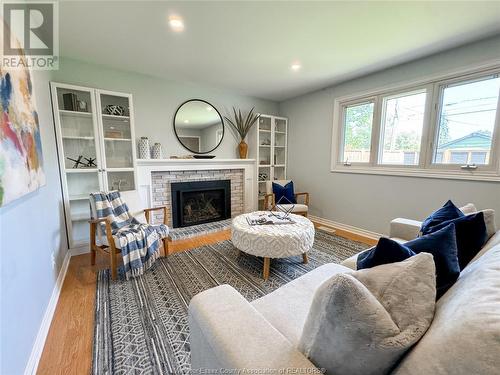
136 158 257 212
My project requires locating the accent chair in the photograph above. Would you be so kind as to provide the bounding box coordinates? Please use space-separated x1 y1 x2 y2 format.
88 190 172 279
264 180 309 217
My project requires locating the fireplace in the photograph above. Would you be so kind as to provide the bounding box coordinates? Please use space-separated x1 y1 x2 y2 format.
171 180 231 228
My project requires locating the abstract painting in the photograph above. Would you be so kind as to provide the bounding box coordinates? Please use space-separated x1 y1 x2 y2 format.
0 32 45 207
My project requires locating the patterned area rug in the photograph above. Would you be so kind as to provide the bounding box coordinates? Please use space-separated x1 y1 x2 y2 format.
92 229 369 374
168 219 232 241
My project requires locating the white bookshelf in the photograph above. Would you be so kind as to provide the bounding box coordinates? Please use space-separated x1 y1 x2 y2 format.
51 82 137 248
249 114 288 210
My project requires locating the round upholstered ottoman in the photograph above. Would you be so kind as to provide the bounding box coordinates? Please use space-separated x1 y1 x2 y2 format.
231 212 315 280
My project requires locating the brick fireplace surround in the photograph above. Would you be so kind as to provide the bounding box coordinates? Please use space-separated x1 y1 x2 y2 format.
151 169 244 226
136 159 257 226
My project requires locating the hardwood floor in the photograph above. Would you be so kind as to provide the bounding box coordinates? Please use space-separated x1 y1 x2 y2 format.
37 224 373 375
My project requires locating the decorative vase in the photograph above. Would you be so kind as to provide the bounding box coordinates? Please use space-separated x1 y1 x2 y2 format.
152 142 164 159
238 140 248 159
138 137 150 159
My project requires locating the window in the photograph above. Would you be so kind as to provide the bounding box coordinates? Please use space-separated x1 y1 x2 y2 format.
379 91 427 165
333 66 500 181
342 102 374 163
435 152 444 163
434 75 500 165
450 151 468 164
470 152 487 164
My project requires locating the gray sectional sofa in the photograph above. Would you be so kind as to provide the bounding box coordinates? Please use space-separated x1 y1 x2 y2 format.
188 205 500 374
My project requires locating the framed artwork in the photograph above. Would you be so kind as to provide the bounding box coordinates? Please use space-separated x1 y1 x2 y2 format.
0 32 46 207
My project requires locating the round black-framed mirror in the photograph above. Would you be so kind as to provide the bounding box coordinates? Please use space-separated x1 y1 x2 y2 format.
173 99 225 154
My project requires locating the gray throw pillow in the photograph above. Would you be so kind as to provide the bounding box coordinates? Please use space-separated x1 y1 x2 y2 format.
298 253 436 375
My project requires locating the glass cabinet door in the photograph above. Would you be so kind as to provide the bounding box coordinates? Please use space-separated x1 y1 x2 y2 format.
97 92 136 191
272 118 287 180
56 87 99 170
54 85 101 246
257 116 273 209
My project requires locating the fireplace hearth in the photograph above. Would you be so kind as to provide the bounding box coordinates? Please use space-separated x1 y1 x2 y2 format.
171 180 231 228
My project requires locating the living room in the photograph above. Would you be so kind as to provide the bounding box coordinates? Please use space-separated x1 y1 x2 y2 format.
1 1 499 374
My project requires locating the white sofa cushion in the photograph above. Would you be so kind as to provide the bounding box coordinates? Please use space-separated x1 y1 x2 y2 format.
189 285 317 371
459 203 477 215
299 253 436 375
394 243 500 375
459 203 496 240
251 263 350 345
476 209 496 240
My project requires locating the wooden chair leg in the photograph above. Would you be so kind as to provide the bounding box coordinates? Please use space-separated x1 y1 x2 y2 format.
162 238 169 257
90 246 96 266
263 257 270 280
302 253 309 264
90 223 96 265
110 246 117 280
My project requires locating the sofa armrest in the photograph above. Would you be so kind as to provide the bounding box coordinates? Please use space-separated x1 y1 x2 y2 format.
389 218 422 241
188 285 318 373
341 252 363 270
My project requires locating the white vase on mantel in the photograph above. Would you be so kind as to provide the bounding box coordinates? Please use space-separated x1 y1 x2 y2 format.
138 137 150 159
152 143 164 159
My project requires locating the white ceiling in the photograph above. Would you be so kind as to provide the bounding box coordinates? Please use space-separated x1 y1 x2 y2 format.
59 1 500 102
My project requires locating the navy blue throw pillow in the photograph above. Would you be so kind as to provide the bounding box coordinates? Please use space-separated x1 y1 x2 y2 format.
357 223 460 299
272 181 296 204
357 238 416 270
425 212 487 270
405 223 460 298
421 200 464 235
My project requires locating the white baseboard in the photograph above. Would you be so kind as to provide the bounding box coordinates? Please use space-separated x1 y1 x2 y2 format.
69 244 90 256
24 249 71 375
310 215 382 241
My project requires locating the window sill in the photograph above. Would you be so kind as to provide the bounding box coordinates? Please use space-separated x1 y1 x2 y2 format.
331 165 500 182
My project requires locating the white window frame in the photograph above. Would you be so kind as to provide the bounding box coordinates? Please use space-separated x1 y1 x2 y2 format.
338 97 378 166
377 87 429 168
426 71 500 173
331 61 500 182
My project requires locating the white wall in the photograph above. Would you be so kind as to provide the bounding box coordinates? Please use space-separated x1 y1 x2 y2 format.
279 35 500 235
54 58 279 158
0 69 68 375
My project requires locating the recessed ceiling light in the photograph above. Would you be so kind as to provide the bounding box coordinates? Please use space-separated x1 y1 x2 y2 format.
206 106 213 111
290 62 302 71
168 15 184 32
184 119 189 123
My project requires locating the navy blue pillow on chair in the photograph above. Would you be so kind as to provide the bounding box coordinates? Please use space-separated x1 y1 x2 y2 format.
420 200 464 235
358 223 460 299
357 238 416 270
425 212 487 270
272 181 297 204
405 223 460 298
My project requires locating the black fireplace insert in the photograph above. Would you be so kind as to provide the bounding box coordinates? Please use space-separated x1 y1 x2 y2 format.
171 179 231 228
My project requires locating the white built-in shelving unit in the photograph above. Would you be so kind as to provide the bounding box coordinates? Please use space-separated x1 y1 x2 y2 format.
249 115 288 210
51 82 137 248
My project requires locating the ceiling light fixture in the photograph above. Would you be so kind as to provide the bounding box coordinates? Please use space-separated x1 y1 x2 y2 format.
168 15 184 32
290 62 302 71
206 106 213 111
184 119 189 123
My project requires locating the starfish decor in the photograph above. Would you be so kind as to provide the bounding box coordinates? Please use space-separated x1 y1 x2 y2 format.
67 155 86 168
